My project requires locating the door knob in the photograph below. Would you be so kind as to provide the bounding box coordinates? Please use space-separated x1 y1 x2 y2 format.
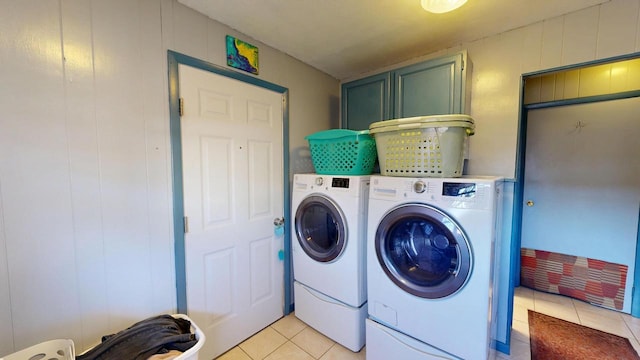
273 217 285 226
526 200 534 207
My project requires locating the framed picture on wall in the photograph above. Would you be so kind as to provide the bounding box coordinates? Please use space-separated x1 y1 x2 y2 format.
226 35 259 75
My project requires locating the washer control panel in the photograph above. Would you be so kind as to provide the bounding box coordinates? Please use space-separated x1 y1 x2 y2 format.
331 177 350 188
442 182 477 198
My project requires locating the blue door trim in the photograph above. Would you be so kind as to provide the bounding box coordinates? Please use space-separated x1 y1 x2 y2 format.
167 50 293 315
505 53 640 354
513 55 640 339
633 207 640 316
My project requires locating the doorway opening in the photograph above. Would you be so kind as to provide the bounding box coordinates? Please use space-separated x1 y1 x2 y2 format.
506 52 640 352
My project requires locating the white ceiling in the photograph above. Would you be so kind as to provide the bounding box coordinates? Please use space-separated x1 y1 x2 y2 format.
178 0 611 80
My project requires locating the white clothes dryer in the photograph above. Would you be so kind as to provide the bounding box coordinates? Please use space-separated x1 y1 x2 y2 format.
291 173 369 351
366 175 503 360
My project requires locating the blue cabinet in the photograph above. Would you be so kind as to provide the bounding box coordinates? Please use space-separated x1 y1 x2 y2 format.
341 72 391 131
342 51 468 130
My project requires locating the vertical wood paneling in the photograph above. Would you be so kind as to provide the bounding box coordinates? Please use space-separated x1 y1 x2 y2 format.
137 0 176 318
579 64 612 96
160 0 176 51
562 7 599 65
540 17 565 69
636 2 640 51
520 22 544 74
0 186 12 356
94 0 173 330
171 2 209 61
465 32 521 176
0 0 82 351
90 0 167 333
539 74 556 102
553 72 566 99
207 20 232 67
523 57 640 106
597 0 639 58
60 0 109 350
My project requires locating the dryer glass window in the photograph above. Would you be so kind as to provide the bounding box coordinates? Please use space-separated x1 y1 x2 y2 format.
375 204 471 299
295 195 346 262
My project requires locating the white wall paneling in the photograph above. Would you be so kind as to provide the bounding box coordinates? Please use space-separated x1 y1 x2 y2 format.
0 0 82 351
3 0 640 355
597 0 640 58
60 0 108 350
0 0 337 355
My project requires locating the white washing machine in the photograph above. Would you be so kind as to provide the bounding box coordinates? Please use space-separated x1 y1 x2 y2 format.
291 173 369 351
366 175 503 360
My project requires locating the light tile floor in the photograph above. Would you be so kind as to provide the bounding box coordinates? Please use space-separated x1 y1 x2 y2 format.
216 314 365 360
499 286 640 360
216 287 640 359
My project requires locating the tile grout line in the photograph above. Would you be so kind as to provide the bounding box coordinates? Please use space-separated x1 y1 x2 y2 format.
622 321 640 347
267 318 331 360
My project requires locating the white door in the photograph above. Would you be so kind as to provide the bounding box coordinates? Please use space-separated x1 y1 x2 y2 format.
521 97 640 313
179 64 285 359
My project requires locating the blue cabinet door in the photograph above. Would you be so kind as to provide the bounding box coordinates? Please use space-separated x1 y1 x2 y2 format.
341 72 391 130
394 53 465 118
342 51 467 130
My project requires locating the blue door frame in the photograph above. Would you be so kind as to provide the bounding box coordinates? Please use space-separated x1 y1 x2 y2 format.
513 53 640 323
166 50 293 315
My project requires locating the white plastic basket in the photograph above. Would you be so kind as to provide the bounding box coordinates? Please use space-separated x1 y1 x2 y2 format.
172 314 205 360
0 339 75 360
80 314 205 360
76 314 206 360
369 115 474 177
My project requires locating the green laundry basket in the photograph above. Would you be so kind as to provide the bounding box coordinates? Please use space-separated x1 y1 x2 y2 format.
305 129 377 175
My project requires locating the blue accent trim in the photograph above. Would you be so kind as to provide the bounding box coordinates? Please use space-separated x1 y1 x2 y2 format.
282 91 294 314
517 56 640 324
495 341 510 355
167 50 292 315
167 52 187 314
632 207 640 317
524 90 640 110
168 50 286 93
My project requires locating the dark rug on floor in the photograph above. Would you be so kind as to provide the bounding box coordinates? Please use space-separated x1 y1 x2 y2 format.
528 310 640 360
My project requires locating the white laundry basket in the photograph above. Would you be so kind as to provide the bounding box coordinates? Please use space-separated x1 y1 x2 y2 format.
369 114 474 177
0 339 75 360
79 314 204 360
171 314 205 360
80 314 205 360
1 314 204 360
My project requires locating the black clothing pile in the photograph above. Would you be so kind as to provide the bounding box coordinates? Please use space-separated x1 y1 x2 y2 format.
77 314 197 360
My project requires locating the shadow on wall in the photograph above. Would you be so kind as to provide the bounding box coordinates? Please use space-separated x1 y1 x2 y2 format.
330 95 340 129
291 146 315 174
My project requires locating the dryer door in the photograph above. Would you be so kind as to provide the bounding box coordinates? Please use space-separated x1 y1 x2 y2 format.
375 203 472 299
295 195 347 262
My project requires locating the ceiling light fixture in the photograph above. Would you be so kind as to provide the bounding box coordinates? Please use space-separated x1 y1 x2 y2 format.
421 0 468 13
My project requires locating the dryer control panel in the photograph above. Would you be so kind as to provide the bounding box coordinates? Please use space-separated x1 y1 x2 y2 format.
331 177 350 188
370 175 501 211
442 182 476 198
